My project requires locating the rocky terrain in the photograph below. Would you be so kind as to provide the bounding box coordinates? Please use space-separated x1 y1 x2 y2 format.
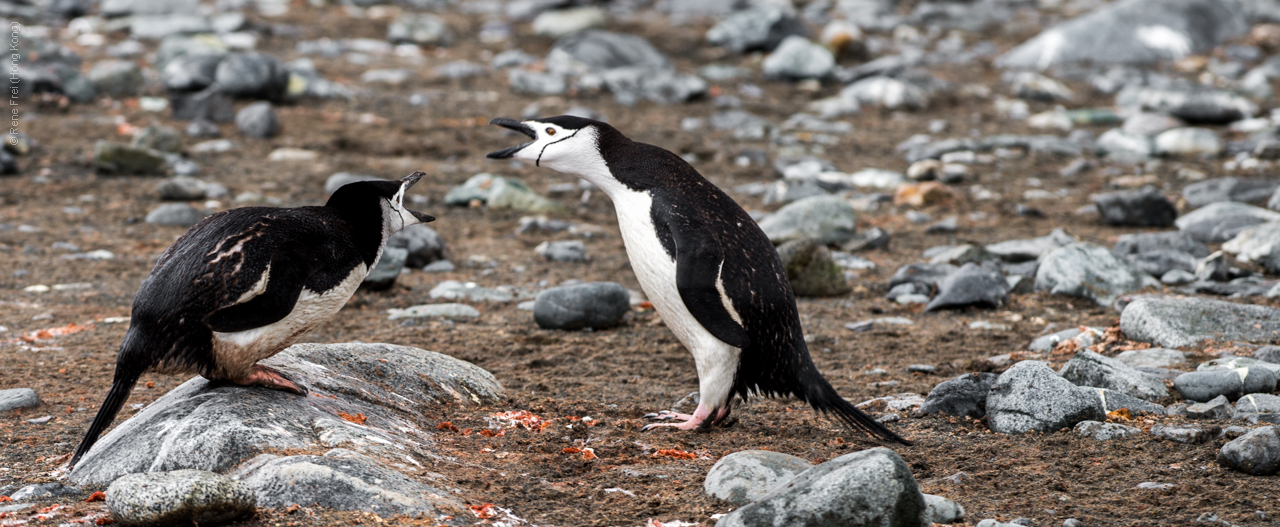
1 0 1280 525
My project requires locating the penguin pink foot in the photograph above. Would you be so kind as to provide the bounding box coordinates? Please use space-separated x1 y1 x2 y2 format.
641 406 729 431
233 364 308 395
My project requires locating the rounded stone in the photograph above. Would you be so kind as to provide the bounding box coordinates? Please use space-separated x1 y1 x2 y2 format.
704 450 813 505
106 469 255 527
533 282 630 330
1217 426 1280 475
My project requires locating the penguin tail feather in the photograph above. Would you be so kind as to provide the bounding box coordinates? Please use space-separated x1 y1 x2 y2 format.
809 382 912 445
69 369 142 470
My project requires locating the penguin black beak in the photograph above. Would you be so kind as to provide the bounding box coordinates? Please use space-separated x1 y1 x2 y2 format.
409 210 435 223
399 171 435 223
486 117 537 159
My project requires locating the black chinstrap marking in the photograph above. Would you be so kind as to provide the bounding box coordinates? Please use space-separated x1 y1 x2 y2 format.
535 128 582 167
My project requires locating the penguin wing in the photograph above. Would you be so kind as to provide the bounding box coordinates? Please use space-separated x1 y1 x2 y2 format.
674 231 750 349
203 247 311 333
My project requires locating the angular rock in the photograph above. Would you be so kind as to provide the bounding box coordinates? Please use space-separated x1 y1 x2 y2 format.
985 228 1073 262
1092 186 1176 227
360 246 406 291
95 141 167 175
69 343 502 486
706 5 809 53
235 101 280 139
889 263 957 289
758 195 858 246
839 76 928 111
925 262 1008 312
923 494 965 525
704 450 813 505
599 67 707 106
215 52 289 101
387 224 447 269
762 36 834 80
1114 348 1186 369
1151 424 1217 443
156 177 220 201
986 361 1106 434
508 68 568 95
777 239 851 297
1235 393 1280 419
1059 350 1168 401
131 125 183 154
1185 395 1233 420
170 87 236 122
1075 420 1141 441
547 30 671 76
1223 221 1280 273
107 470 255 526
716 448 926 527
87 59 144 98
1218 426 1280 475
1175 201 1280 231
163 53 223 91
1092 388 1167 415
918 372 997 419
0 388 40 412
1184 177 1280 208
1120 296 1280 348
231 449 466 516
533 282 630 330
536 240 589 263
1034 243 1160 307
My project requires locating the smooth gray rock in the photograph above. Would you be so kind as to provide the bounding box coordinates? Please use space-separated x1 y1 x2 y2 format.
918 372 998 419
889 263 958 289
716 448 926 527
1174 368 1276 402
102 0 198 16
1120 296 1280 348
387 13 452 46
145 203 205 227
1223 221 1280 273
1123 112 1184 136
1175 201 1280 231
69 343 502 486
387 224 447 268
1093 186 1176 227
533 282 630 330
1059 350 1168 401
429 280 514 303
923 494 965 524
837 76 929 111
762 36 834 80
9 482 77 501
1029 328 1083 352
1151 424 1217 443
215 52 289 101
1035 243 1160 307
1235 393 1280 418
1185 395 1233 420
1129 250 1198 278
1184 177 1279 208
987 361 1106 434
0 388 40 412
600 67 708 106
387 303 479 320
1154 127 1223 156
107 470 255 527
170 87 236 122
1096 128 1153 158
360 246 406 291
547 30 671 75
95 141 166 175
777 239 851 297
508 68 568 95
156 177 221 201
536 240 589 263
444 173 561 213
231 449 466 516
1075 420 1141 441
985 228 1073 262
1217 426 1280 475
925 262 1008 312
531 7 606 38
706 5 809 53
163 53 222 91
1123 86 1258 124
235 101 280 139
1092 388 1167 415
1114 348 1186 369
1258 346 1280 363
324 172 385 194
758 195 858 246
87 59 144 97
704 450 813 505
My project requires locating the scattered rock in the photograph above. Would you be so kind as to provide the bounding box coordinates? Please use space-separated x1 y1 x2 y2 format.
215 52 289 101
0 388 40 412
1154 127 1224 156
532 7 606 38
235 101 280 139
1075 420 1141 441
8 482 78 502
87 59 144 98
1092 186 1176 227
1120 296 1280 348
985 228 1074 262
704 450 813 505
1151 424 1218 444
1114 348 1186 369
716 448 926 527
923 494 965 524
918 372 998 419
986 360 1105 434
536 240 589 263
170 87 236 122
925 262 1008 312
1059 350 1168 401
1234 393 1280 419
95 141 167 175
1034 243 1160 307
387 224 448 268
777 239 851 297
1185 395 1233 420
387 13 452 46
429 281 514 303
758 195 858 246
1123 86 1258 124
1184 177 1279 208
533 282 630 330
1095 128 1153 159
163 53 223 91
762 36 834 80
157 176 221 201
145 203 205 227
1217 426 1280 475
386 303 479 320
360 246 406 291
1093 388 1167 415
1223 221 1280 273
706 5 808 53
106 470 255 527
1174 368 1276 402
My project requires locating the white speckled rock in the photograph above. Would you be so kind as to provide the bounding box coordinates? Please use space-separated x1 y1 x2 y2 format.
987 361 1105 434
1059 350 1168 401
704 450 813 505
107 470 255 527
1120 296 1280 348
1034 243 1159 307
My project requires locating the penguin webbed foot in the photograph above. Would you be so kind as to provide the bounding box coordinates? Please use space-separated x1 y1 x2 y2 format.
231 364 309 396
640 405 729 432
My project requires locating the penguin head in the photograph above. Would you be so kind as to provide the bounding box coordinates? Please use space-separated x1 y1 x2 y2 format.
486 116 610 176
327 171 435 236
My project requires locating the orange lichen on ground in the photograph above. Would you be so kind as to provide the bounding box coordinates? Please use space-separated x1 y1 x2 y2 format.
84 491 105 502
338 412 367 425
437 421 460 433
469 503 497 519
653 449 696 460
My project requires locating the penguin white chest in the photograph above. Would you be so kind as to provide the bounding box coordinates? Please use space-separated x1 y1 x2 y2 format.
210 264 368 378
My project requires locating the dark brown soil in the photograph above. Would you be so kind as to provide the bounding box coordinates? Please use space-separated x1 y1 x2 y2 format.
1 3 1278 527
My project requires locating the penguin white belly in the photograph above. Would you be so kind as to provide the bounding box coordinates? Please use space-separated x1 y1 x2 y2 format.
611 188 740 408
210 264 367 378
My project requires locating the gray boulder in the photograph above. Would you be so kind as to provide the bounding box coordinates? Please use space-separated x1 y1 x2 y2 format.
547 30 671 76
1091 388 1167 415
600 68 707 106
387 224 447 268
704 450 813 505
1174 368 1276 402
231 449 466 516
145 203 206 227
925 262 1008 312
1184 177 1279 208
918 372 997 419
536 240 589 263
533 282 630 330
8 482 78 501
1154 127 1223 157
758 195 858 246
1034 243 1159 307
985 228 1073 262
235 101 280 139
706 5 809 54
1185 395 1233 420
88 59 144 98
360 246 406 291
107 470 255 526
69 343 502 486
1217 426 1280 475
1114 348 1186 369
508 69 568 95
0 388 40 412
157 177 219 201
1151 423 1217 443
170 86 236 122
1120 296 1280 348
986 361 1106 434
1222 221 1280 273
1175 201 1280 232
777 239 851 297
1095 128 1153 159
215 52 289 101
429 280 514 303
1235 393 1280 419
163 53 223 91
1122 86 1258 124
1059 350 1168 401
131 125 183 154
1092 186 1176 227
716 447 926 527
762 37 834 80
923 494 965 524
1075 420 1141 441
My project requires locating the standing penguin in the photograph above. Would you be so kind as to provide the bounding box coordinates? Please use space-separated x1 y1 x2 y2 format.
487 117 907 443
68 172 435 469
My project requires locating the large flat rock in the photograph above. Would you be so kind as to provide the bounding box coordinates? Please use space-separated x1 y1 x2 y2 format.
1120 297 1280 349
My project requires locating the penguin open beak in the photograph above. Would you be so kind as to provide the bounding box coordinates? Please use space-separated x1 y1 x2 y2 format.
399 171 435 223
486 117 537 159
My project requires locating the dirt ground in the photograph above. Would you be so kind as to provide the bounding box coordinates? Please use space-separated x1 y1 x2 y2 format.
1 3 1278 527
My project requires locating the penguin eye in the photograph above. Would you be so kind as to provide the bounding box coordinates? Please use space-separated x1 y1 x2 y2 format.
546 127 556 136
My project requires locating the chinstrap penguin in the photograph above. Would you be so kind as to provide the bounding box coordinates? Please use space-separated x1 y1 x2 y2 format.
487 116 908 443
68 172 435 469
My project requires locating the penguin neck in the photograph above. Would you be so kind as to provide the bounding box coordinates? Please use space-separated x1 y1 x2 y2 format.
322 197 387 268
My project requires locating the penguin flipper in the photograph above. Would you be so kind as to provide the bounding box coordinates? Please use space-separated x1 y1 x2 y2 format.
205 255 310 333
674 239 749 349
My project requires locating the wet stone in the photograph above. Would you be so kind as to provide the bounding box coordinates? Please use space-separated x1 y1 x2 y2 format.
533 282 630 331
